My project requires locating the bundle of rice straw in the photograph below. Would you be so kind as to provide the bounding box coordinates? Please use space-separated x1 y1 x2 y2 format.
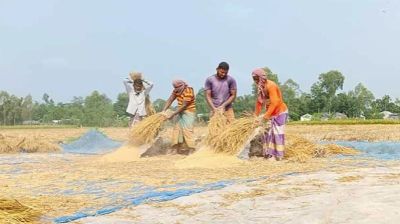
205 109 228 146
208 116 257 154
0 198 41 223
129 72 142 81
129 112 167 145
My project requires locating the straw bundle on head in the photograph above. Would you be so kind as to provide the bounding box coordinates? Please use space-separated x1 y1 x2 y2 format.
208 116 256 154
205 110 228 146
0 198 41 223
129 112 167 145
129 72 142 81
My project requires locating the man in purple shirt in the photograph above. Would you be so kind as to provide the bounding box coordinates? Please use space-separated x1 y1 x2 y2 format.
204 62 237 123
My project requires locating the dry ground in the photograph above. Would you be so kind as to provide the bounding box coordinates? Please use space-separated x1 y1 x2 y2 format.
1 125 400 223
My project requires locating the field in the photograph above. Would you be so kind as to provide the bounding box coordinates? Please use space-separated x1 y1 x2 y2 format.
1 124 400 223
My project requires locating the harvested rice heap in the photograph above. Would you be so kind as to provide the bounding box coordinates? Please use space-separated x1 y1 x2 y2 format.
205 110 228 146
0 134 61 153
129 113 167 145
0 198 41 223
208 116 256 154
285 134 360 162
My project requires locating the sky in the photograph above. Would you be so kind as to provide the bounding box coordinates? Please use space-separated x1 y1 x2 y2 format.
1 0 399 103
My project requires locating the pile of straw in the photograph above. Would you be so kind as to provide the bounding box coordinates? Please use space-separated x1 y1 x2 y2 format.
208 116 256 154
129 113 167 145
0 198 41 223
285 134 360 162
0 134 61 153
205 110 228 146
285 134 316 162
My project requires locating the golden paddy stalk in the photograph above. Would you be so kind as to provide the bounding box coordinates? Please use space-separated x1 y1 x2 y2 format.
205 110 228 146
0 198 41 224
208 116 256 154
129 113 167 145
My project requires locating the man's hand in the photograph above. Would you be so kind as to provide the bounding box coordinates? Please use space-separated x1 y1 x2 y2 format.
216 105 226 113
253 115 267 127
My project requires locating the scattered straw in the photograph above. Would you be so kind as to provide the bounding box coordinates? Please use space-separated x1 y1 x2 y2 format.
129 113 167 145
99 144 143 162
175 146 245 169
337 175 363 182
0 198 41 224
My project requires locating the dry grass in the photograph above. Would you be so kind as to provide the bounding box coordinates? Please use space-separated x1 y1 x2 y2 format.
0 134 60 153
129 113 167 145
207 116 256 154
337 175 364 182
0 198 41 224
286 124 400 142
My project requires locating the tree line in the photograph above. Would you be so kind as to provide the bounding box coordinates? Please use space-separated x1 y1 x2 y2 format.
1 68 399 126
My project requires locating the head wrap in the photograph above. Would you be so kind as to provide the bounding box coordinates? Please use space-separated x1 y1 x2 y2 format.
172 80 187 95
252 68 267 104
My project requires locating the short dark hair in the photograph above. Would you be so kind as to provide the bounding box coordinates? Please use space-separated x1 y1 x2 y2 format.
217 62 229 70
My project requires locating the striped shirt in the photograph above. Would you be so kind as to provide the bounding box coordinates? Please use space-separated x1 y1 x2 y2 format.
175 87 196 112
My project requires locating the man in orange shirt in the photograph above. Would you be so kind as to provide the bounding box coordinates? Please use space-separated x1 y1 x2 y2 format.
252 68 288 161
163 80 196 155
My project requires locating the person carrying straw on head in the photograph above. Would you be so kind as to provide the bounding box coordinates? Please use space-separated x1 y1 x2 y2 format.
124 72 154 127
162 80 196 155
252 68 288 161
204 61 237 123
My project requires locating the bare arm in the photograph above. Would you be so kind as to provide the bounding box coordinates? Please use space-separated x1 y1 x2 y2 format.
205 89 217 112
162 93 176 111
169 101 188 118
123 80 133 94
143 80 154 95
220 89 237 109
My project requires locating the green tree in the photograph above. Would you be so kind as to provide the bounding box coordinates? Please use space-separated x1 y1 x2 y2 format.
352 83 375 117
311 70 345 113
83 91 115 126
281 79 302 120
233 94 256 116
0 91 10 125
262 67 280 86
21 95 33 121
195 88 209 116
113 92 129 117
153 98 167 112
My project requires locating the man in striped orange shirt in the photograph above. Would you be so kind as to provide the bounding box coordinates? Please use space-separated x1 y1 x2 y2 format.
163 80 196 155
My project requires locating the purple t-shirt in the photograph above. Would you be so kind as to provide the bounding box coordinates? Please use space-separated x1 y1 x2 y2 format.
204 75 237 109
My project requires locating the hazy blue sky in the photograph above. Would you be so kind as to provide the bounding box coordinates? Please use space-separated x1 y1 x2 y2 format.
1 0 399 103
